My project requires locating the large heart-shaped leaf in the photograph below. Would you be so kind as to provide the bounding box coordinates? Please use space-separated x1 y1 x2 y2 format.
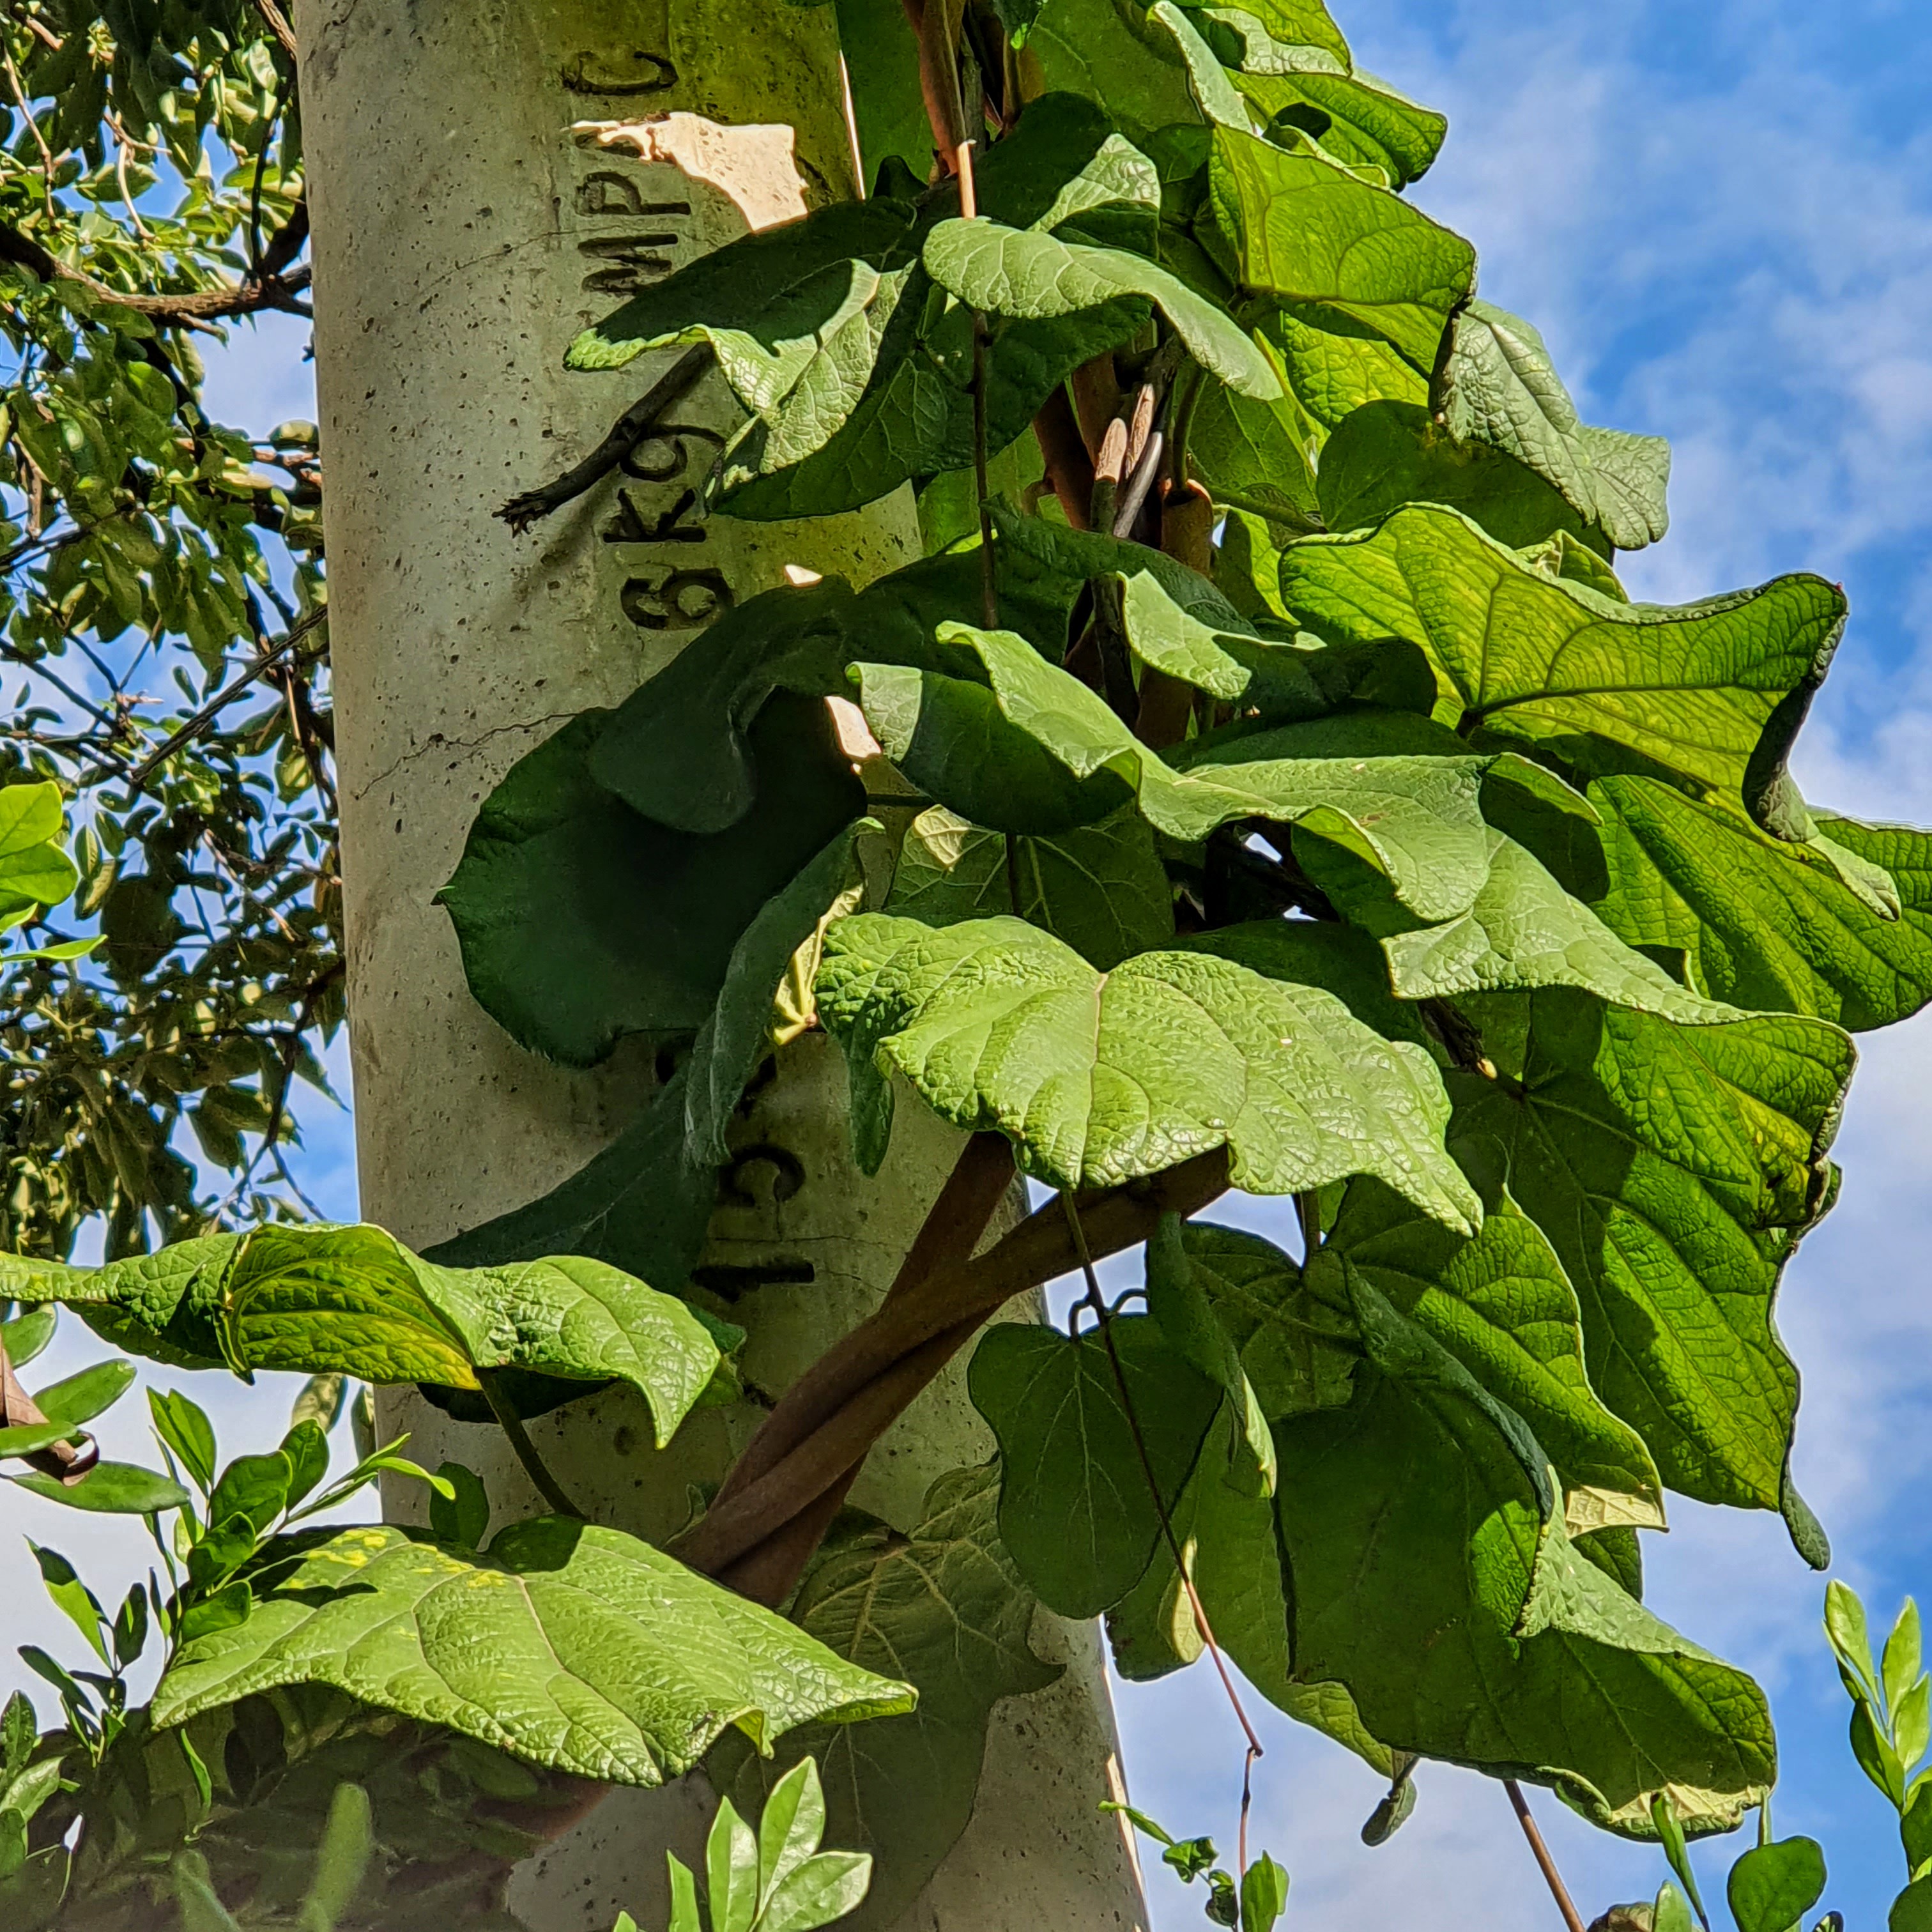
580 555 1071 838
1278 503 1846 805
887 803 1176 970
1446 988 1850 1550
151 1520 913 1785
1105 1406 1397 1776
1275 1271 1774 1834
1307 1183 1663 1524
1586 779 1932 1032
1434 298 1672 551
425 1062 720 1314
857 624 1494 919
1 1223 731 1445
969 1315 1221 1617
1206 126 1475 369
1318 399 1612 555
1379 827 1744 1025
817 911 1478 1223
437 695 863 1067
923 218 1280 398
710 1465 1059 1932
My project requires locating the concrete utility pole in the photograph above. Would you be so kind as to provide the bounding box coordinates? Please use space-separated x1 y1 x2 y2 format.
298 4 1149 1928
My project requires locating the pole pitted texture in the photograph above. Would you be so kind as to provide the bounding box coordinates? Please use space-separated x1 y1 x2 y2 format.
299 3 1150 1928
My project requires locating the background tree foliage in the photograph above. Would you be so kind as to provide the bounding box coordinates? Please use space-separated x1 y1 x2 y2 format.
0 0 332 1260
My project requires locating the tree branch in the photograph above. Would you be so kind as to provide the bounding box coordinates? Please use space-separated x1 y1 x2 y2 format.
120 604 330 792
251 0 299 61
0 220 312 323
496 344 709 535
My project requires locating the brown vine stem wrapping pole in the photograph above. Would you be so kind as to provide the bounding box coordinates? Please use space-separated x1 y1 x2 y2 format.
300 4 1151 1928
1504 1780 1588 1932
956 137 999 630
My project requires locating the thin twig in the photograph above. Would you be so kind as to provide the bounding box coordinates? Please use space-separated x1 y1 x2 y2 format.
120 604 328 791
477 1370 586 1520
497 345 709 534
1504 1780 1587 1932
0 219 312 323
1059 1190 1266 1866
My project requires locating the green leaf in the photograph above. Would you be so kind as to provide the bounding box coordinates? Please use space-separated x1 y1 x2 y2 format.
1239 1852 1288 1932
1586 782 1932 1032
153 1519 913 1786
29 1357 135 1430
209 1450 292 1536
1029 0 1201 142
1895 1878 1932 1932
969 1315 1221 1616
1651 1793 1708 1928
711 1465 1058 1932
1146 1214 1275 1494
1307 1180 1664 1524
760 1851 873 1932
149 1388 217 1494
1234 59 1445 189
31 1542 110 1666
429 1461 490 1548
0 782 78 912
0 1418 83 1459
1173 1219 1358 1421
924 218 1280 399
757 1756 828 1906
669 1857 702 1932
1434 298 1671 552
717 98 1163 516
289 1372 348 1435
298 1782 374 1931
1655 1882 1698 1932
280 1420 331 1511
686 820 871 1165
863 623 1493 919
834 0 928 187
1727 1837 1827 1932
1318 399 1613 555
1186 334 1322 526
1825 1579 1880 1700
1110 1405 1397 1774
1 1696 33 1783
1380 828 1744 1025
1114 568 1333 721
1904 1778 1932 1874
0 1307 56 1370
1447 991 1850 1544
437 696 863 1068
1207 126 1475 369
425 1061 719 1308
10 1461 190 1514
4 1222 728 1448
818 912 1478 1224
1275 1271 1774 1834
1278 505 1845 809
885 804 1175 970
710 1792 760 1932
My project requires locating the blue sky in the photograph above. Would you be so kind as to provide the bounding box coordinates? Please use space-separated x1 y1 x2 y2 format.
7 0 1932 1921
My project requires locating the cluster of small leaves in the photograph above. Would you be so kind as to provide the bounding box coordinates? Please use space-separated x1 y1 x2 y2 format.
0 1315 908 1931
0 0 339 1259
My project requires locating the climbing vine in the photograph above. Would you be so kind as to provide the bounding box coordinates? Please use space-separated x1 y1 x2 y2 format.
1 0 1929 1926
